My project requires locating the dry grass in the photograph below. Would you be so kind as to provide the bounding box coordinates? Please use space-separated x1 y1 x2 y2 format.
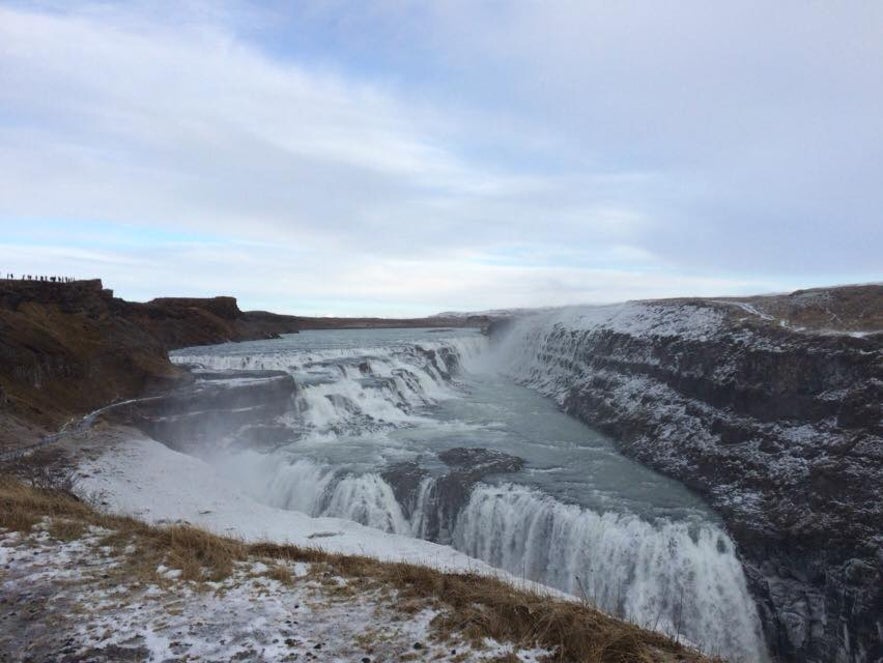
0 475 717 663
0 474 92 532
265 562 293 586
150 525 244 582
47 518 87 542
489 654 521 663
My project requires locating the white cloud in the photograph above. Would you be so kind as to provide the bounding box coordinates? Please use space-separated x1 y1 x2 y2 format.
0 1 880 314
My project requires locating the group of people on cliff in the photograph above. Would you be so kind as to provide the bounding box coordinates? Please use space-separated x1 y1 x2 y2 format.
2 273 76 283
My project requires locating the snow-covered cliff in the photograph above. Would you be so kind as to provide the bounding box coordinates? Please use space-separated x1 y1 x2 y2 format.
491 286 883 663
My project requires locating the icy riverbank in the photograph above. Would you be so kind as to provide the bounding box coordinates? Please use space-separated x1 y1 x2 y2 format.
73 429 556 590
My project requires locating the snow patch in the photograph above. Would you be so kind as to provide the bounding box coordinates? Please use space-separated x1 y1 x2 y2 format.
74 432 561 595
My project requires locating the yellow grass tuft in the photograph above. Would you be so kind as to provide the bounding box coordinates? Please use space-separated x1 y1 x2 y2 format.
0 474 91 533
47 518 87 542
265 562 293 586
154 524 244 582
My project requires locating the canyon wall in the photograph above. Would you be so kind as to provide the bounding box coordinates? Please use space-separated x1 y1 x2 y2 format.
492 286 882 662
0 280 185 441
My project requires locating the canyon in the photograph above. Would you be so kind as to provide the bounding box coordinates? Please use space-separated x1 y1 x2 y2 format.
490 285 882 662
1 278 880 661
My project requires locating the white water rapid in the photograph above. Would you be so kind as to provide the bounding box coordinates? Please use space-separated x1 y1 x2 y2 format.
170 328 768 661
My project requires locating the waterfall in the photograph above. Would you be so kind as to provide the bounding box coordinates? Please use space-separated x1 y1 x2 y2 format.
175 328 768 661
216 449 766 661
174 336 486 436
214 452 411 535
453 483 767 662
323 474 411 535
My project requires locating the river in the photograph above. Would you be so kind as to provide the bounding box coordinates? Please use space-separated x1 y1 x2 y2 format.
172 327 767 661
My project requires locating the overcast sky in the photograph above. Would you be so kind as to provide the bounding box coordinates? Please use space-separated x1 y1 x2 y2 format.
1 1 881 316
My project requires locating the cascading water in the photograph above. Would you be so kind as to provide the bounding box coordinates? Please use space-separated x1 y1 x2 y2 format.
174 331 484 437
170 327 768 661
453 484 763 660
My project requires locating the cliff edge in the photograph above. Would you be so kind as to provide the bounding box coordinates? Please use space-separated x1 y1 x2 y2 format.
0 280 187 447
492 284 883 663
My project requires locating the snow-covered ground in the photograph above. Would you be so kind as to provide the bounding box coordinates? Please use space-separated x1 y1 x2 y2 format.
523 302 726 341
0 523 550 662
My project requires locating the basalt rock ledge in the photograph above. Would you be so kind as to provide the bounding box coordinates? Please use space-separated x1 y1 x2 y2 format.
491 285 883 663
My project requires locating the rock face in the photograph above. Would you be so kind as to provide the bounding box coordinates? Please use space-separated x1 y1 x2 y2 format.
113 369 297 455
0 280 186 440
121 296 263 349
491 285 883 663
382 447 525 543
0 279 298 446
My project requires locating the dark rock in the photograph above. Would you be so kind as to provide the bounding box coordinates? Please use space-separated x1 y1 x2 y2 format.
438 447 525 475
113 370 296 454
381 461 428 520
391 448 526 544
495 286 883 663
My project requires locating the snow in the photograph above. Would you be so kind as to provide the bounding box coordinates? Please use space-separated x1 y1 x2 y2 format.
533 301 726 341
720 301 776 321
74 431 560 594
0 525 551 662
194 376 289 387
1 428 561 661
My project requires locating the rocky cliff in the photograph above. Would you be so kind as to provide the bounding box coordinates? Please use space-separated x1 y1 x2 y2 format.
0 280 186 446
118 295 491 347
0 280 299 448
491 285 883 663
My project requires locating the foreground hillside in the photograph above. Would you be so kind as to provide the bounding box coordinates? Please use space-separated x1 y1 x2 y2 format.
491 284 883 663
0 466 712 663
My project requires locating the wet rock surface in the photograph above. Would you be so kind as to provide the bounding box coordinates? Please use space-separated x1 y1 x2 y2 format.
493 285 883 663
381 461 429 521
437 447 526 475
113 369 296 454
383 448 525 544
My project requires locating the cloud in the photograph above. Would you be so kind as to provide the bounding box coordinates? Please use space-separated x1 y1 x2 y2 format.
0 1 880 314
427 1 883 272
